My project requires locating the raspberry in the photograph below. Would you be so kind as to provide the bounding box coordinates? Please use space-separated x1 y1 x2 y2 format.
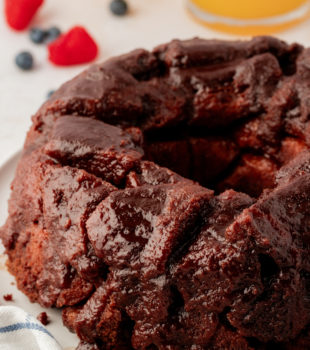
5 0 44 31
48 26 98 66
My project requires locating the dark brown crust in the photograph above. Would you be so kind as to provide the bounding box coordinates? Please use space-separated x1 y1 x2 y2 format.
1 36 310 350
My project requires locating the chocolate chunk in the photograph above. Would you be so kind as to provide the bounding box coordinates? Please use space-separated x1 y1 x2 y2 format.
37 312 49 325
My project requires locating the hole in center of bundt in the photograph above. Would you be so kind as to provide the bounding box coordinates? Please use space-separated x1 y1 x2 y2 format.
143 124 279 198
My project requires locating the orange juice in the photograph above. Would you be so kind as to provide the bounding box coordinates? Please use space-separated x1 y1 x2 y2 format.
187 0 310 35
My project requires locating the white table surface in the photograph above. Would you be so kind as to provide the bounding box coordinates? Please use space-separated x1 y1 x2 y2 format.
1 0 310 166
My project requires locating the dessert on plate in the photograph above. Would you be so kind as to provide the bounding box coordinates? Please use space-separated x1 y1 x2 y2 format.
1 36 310 349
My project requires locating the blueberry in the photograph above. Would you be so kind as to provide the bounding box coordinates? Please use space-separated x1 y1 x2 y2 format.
47 90 55 99
45 26 61 43
110 0 128 16
29 27 47 44
15 52 34 71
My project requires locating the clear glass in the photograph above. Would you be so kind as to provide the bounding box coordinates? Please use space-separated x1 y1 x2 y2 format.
187 0 310 35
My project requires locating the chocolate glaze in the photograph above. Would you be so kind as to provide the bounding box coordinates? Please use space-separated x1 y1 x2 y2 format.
1 36 310 349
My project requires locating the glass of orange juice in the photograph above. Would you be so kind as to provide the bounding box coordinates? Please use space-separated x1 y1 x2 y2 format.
187 0 310 35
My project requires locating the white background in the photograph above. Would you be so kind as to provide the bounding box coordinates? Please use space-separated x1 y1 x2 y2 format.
1 0 310 166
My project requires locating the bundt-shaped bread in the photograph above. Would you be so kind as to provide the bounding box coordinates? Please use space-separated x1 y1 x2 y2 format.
1 36 310 349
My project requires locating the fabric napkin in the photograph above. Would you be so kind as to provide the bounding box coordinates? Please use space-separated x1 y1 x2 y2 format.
0 306 62 350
